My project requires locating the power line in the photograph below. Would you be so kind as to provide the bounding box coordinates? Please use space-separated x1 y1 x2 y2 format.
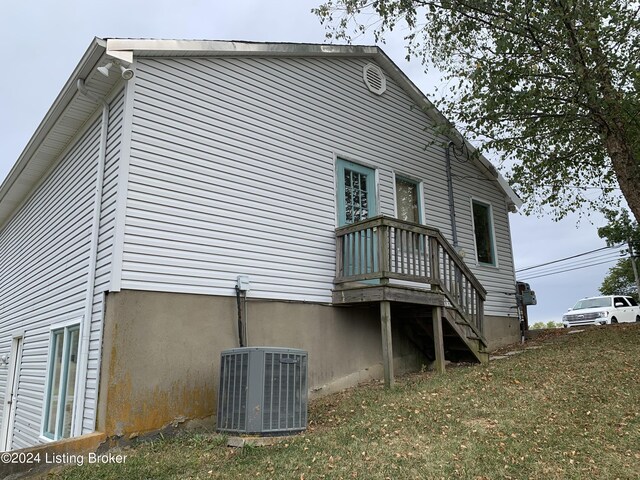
520 251 624 277
519 257 623 281
515 245 623 273
524 251 625 278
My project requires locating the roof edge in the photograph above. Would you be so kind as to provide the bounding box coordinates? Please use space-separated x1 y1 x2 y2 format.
0 38 107 204
106 38 379 58
0 38 521 219
373 50 522 211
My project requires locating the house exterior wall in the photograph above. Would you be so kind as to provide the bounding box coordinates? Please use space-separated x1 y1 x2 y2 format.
449 156 518 317
82 91 124 433
483 315 521 350
119 55 517 318
0 45 520 451
0 90 123 449
97 289 423 437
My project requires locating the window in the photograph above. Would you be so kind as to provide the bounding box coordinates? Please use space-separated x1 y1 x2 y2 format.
627 297 638 306
472 200 496 265
614 297 630 307
43 324 80 440
336 159 377 226
395 177 421 224
344 169 370 224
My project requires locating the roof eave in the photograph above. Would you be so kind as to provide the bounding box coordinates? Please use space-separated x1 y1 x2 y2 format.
0 38 521 228
373 49 522 211
105 38 379 60
0 38 107 205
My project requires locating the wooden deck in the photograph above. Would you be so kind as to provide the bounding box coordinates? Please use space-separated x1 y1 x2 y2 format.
332 216 489 385
333 283 445 306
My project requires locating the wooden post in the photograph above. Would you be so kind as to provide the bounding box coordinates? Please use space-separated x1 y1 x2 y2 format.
432 305 446 374
429 237 440 284
380 301 394 388
335 234 343 280
379 224 390 284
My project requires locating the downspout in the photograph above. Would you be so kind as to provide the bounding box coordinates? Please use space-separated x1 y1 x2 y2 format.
235 286 246 347
445 141 459 249
235 276 250 347
73 79 109 437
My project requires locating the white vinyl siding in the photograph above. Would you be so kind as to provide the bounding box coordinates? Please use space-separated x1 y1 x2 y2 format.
0 89 122 448
449 158 517 316
0 118 101 449
82 91 124 433
121 56 516 316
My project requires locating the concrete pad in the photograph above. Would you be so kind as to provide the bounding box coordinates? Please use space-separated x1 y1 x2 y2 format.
567 329 585 334
489 355 508 361
504 350 524 356
227 435 295 448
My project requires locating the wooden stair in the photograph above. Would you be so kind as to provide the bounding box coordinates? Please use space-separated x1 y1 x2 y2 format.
442 307 488 364
332 216 491 382
395 305 436 361
396 304 488 365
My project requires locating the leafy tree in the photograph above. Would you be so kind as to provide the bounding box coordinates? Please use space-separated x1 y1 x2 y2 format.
598 208 640 297
314 0 640 221
599 258 638 300
531 321 560 330
597 209 640 251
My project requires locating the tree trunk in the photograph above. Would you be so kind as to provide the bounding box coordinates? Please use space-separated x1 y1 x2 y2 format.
603 130 640 224
562 15 640 223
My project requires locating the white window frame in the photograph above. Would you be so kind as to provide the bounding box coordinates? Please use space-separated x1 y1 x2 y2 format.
392 172 425 224
40 318 82 442
470 197 498 267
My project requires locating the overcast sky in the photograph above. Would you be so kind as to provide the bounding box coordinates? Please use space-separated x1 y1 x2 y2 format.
1 0 625 326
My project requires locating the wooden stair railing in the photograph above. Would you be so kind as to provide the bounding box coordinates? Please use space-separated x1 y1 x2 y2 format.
335 216 488 352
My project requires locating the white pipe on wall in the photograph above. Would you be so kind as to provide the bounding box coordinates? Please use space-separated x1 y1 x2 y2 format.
73 79 109 437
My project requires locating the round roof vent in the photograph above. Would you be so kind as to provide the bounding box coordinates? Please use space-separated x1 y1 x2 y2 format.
363 63 387 95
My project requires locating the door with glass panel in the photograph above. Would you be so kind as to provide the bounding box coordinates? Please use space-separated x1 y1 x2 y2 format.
0 336 23 451
43 324 80 441
336 159 378 276
395 176 421 224
395 176 423 274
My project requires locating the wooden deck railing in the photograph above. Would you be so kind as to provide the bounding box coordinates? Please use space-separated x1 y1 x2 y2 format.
335 216 487 334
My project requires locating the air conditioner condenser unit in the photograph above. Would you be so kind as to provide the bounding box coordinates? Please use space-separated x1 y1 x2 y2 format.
217 347 308 435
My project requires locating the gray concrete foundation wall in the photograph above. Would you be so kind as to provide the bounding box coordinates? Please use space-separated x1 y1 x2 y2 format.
97 290 425 438
483 315 521 350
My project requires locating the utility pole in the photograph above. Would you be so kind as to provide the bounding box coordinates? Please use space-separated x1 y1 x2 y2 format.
629 240 640 298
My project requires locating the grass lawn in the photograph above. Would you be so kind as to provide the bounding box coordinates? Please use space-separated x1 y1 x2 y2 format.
54 324 640 480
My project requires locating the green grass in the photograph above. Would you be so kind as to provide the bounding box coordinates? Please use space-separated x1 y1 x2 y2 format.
54 324 640 480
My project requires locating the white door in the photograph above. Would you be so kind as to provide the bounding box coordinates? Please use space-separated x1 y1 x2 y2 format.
613 297 632 323
1 336 23 451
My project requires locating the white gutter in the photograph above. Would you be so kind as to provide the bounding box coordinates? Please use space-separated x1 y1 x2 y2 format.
72 79 109 437
0 39 107 230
